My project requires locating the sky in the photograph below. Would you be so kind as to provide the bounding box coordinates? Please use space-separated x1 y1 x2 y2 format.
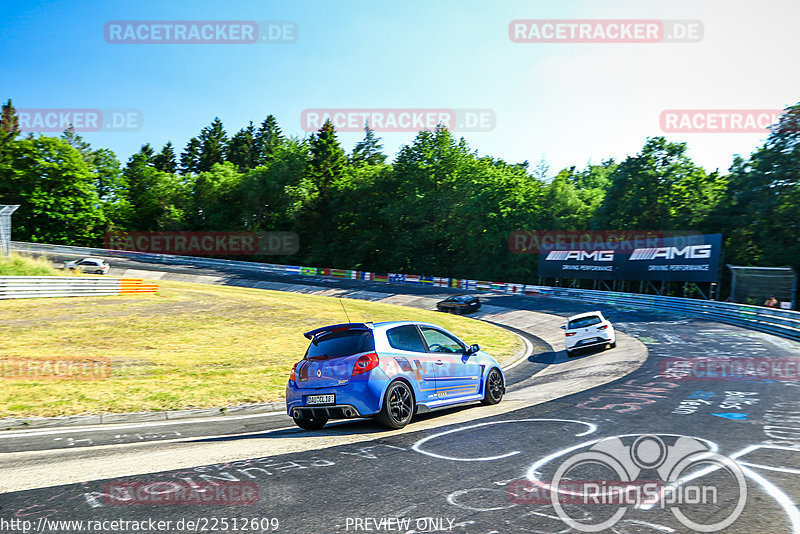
1 0 798 175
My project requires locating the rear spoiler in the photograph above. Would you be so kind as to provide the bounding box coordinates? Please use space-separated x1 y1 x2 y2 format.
303 322 373 340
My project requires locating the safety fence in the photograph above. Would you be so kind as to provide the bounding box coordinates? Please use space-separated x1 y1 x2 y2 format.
0 276 157 299
10 241 800 341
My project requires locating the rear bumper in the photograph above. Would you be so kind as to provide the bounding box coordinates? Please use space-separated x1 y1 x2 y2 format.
293 404 362 419
566 333 614 350
285 379 383 419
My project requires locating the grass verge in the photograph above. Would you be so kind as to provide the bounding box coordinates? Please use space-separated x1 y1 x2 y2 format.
0 280 520 418
0 252 63 276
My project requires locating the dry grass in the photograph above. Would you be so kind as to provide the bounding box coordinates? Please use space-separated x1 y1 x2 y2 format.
0 280 520 418
0 252 64 276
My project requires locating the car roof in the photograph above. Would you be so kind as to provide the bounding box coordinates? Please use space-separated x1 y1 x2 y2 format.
567 311 605 321
372 321 443 331
303 321 447 340
81 257 106 262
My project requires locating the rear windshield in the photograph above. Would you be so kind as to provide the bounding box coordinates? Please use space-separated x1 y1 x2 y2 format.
305 330 375 359
569 316 602 329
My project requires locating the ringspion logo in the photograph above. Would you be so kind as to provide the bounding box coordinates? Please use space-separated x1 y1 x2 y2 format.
538 435 746 532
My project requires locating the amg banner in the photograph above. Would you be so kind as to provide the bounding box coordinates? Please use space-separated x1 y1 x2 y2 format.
538 234 722 282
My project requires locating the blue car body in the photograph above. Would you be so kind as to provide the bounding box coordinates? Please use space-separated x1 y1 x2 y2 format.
285 321 506 427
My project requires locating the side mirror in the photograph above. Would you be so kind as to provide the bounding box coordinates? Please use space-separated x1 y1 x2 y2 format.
560 324 566 330
467 344 480 354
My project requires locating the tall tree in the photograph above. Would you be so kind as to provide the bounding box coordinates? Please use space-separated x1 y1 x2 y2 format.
190 162 243 229
299 120 348 262
254 115 283 165
350 123 387 166
227 122 257 172
61 126 92 155
716 104 800 268
0 99 20 145
121 152 189 231
593 137 725 230
237 138 309 232
197 117 228 172
137 143 155 164
309 119 347 195
152 142 177 174
180 137 202 175
0 136 107 244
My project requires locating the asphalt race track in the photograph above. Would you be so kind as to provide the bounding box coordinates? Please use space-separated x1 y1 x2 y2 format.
2 251 800 533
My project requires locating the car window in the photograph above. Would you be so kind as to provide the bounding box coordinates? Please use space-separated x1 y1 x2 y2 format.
420 327 464 353
305 330 375 360
568 316 602 329
386 325 427 353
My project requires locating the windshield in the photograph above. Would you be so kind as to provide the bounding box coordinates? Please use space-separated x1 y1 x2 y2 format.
568 316 602 329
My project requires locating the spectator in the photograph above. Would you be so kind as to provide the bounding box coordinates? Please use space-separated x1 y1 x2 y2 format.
764 296 779 308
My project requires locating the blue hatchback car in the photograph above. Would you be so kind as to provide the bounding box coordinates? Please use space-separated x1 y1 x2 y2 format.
286 321 506 430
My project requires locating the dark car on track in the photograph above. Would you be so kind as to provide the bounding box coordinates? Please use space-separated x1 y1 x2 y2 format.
436 295 481 314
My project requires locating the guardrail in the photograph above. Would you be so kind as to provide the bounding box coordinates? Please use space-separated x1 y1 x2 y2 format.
11 241 799 341
0 276 157 299
533 287 800 342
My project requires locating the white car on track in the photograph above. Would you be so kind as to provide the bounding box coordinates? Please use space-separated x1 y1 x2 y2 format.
63 257 110 275
562 311 616 356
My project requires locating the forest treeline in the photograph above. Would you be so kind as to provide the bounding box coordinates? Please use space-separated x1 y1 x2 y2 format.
0 99 797 282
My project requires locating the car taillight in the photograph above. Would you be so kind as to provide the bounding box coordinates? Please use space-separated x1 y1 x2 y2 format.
352 352 379 377
290 362 299 382
565 332 576 337
597 325 608 330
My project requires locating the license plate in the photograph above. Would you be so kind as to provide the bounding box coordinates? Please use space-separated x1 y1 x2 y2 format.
306 394 335 405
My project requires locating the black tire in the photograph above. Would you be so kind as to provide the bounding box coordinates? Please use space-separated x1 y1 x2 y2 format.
566 349 574 357
481 368 504 405
292 411 328 431
375 381 414 429
609 341 617 349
